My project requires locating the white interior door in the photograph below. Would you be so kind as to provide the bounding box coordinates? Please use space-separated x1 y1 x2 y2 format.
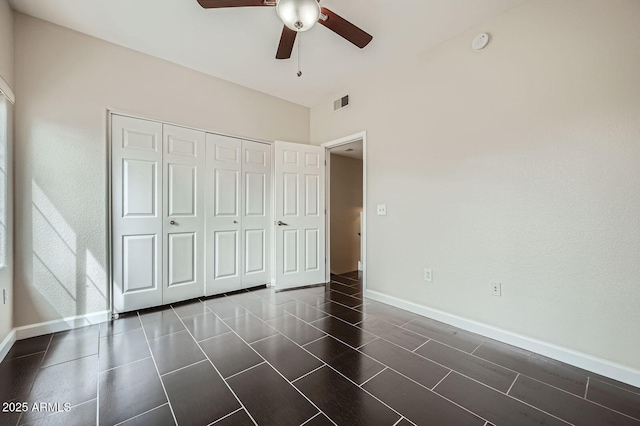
112 115 163 312
275 141 326 290
241 140 271 288
205 134 242 295
162 124 205 304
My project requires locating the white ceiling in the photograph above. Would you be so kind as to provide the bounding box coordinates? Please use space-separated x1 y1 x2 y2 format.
9 0 526 107
330 140 363 160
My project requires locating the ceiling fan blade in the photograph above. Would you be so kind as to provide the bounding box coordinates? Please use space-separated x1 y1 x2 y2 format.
318 7 373 48
197 0 271 8
276 26 297 59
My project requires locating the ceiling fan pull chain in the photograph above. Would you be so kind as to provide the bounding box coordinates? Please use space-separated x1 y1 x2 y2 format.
297 34 302 77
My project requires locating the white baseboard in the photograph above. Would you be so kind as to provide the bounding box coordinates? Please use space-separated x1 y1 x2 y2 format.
365 289 640 388
13 310 111 341
0 329 17 363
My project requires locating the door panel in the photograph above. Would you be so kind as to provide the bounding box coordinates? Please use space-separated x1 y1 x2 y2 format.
305 175 319 216
283 229 298 274
214 230 238 279
206 134 242 294
305 229 319 271
283 173 298 216
275 141 325 290
245 173 265 216
215 169 239 216
241 140 271 288
168 164 196 216
122 235 157 292
168 232 196 286
245 229 265 274
123 160 157 217
112 115 163 312
162 124 205 304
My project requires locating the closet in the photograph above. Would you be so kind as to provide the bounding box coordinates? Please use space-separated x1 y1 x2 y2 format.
111 114 271 313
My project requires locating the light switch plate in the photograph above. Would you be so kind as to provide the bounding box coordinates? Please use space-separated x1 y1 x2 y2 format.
377 204 387 216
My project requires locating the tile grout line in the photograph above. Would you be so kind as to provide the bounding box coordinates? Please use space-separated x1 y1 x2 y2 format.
506 373 520 395
587 377 640 397
431 370 453 391
291 364 327 384
16 333 55 426
14 398 97 426
195 330 234 344
169 306 261 426
3 350 46 361
391 416 405 426
411 338 431 353
113 403 170 426
100 356 152 373
207 407 244 425
137 312 180 426
513 373 640 422
247 332 281 346
430 370 574 426
160 359 209 377
584 376 589 399
300 334 330 348
359 367 388 387
224 361 267 381
96 327 101 426
357 337 379 350
390 323 554 389
471 341 483 355
326 287 364 300
299 411 322 426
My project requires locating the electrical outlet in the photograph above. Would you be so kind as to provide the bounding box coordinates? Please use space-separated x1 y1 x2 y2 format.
491 282 502 297
376 204 387 216
424 268 433 282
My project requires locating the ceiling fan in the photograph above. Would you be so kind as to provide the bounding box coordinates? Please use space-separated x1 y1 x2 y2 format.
197 0 373 60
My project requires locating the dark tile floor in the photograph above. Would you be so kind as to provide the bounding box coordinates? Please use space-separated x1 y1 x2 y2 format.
1 272 639 425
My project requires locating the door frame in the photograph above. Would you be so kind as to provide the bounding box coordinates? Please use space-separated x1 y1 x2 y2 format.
321 131 367 292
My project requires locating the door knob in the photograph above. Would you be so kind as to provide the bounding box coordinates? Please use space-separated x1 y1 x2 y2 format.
170 220 176 225
277 221 288 226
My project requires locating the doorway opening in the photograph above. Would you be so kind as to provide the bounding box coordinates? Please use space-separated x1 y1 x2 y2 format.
323 132 366 292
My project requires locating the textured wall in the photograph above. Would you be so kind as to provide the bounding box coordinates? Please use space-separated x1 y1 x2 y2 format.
0 0 13 89
13 13 310 327
311 0 640 370
0 0 13 346
330 155 363 274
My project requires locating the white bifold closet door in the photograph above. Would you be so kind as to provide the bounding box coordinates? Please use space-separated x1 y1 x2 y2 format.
112 115 205 312
162 124 205 304
205 134 271 295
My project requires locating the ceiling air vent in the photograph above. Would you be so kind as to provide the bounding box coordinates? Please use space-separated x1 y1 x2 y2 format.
333 94 350 112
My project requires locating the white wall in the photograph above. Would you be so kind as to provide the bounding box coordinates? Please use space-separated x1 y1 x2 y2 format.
330 154 362 275
13 13 310 328
0 0 13 89
311 0 640 370
0 0 13 349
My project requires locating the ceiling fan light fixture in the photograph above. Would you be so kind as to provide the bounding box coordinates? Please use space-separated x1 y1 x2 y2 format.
276 0 320 32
